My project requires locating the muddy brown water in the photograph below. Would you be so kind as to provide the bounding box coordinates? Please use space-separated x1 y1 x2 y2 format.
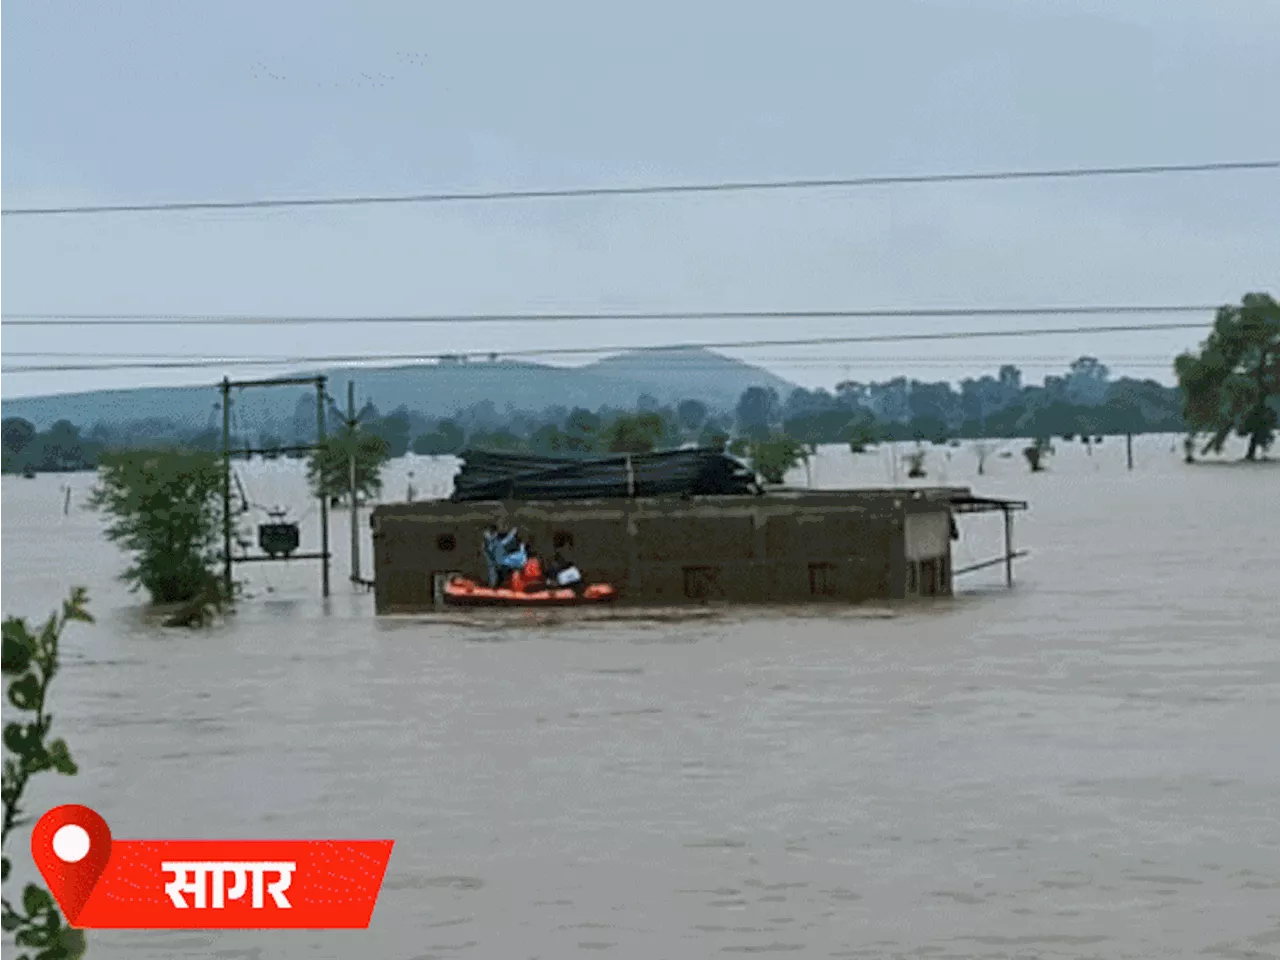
2 435 1278 958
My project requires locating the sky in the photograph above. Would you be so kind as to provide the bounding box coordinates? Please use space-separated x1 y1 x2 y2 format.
3 0 1278 401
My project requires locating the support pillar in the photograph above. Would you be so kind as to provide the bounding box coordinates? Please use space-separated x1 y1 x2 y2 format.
317 379 330 598
221 377 233 599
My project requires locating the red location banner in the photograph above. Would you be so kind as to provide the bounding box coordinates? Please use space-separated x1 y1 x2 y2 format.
30 805 393 929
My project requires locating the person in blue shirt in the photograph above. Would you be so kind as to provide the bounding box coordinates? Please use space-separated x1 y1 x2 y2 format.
482 526 526 588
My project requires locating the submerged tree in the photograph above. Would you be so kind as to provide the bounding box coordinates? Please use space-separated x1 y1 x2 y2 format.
904 445 928 478
973 440 996 476
90 450 227 605
750 434 804 484
1174 293 1280 460
1023 437 1052 472
307 424 391 504
2 589 91 960
846 410 881 454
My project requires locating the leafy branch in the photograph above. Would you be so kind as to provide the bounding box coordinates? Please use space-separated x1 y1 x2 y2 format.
2 589 91 960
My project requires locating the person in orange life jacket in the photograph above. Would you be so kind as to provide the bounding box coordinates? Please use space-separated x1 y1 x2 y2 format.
521 555 546 592
508 539 545 592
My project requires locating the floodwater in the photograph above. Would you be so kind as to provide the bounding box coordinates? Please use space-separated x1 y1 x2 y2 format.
2 434 1278 959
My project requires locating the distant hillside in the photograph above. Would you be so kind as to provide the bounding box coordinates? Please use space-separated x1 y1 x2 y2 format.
580 347 797 411
1 350 800 430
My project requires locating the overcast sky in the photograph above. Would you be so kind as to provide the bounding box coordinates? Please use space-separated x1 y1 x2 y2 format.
3 0 1278 400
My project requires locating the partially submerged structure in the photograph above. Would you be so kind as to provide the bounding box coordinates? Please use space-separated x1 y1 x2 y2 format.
371 449 1026 614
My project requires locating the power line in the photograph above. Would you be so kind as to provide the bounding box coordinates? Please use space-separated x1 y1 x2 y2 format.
3 160 1275 218
0 321 1208 373
0 360 1181 375
1 351 1176 362
0 303 1222 327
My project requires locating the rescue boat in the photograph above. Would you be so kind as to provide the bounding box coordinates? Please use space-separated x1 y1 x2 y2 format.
442 575 617 607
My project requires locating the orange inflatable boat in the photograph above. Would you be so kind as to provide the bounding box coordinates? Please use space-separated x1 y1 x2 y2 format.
442 575 617 607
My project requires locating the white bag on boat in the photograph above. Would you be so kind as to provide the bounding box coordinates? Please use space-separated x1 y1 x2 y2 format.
556 566 582 586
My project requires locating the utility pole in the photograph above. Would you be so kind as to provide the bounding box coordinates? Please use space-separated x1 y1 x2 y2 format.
217 375 332 599
347 381 360 585
1126 432 1134 471
316 378 330 597
221 377 233 598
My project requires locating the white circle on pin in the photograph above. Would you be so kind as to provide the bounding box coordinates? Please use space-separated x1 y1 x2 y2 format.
53 824 91 863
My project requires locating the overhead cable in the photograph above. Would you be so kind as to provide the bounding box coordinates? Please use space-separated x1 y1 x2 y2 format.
3 160 1275 218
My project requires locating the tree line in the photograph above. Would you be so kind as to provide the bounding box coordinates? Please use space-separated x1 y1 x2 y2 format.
0 420 101 475
0 358 1204 477
303 359 1197 459
5 295 1277 479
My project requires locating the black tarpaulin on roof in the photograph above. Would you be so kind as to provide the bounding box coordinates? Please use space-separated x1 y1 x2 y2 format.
450 447 760 501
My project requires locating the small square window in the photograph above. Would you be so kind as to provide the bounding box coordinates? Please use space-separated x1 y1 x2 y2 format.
809 563 838 596
683 566 720 600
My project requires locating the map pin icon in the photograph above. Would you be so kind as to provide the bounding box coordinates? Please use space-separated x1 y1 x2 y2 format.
30 805 113 925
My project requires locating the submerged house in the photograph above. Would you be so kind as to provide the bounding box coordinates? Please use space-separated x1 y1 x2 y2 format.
370 448 1022 614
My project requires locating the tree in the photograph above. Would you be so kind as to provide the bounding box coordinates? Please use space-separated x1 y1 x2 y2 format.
468 429 524 452
411 433 443 456
905 445 927 478
676 399 708 435
368 408 413 459
412 419 463 455
1062 356 1111 406
563 408 602 455
38 421 84 470
845 410 881 453
90 451 227 605
1103 377 1184 434
782 409 849 445
908 380 961 435
307 425 390 504
527 424 568 456
973 440 996 476
601 413 667 454
750 434 803 484
735 387 780 442
910 416 948 446
1175 293 1280 460
2 589 91 960
1 419 39 475
698 427 729 452
1023 437 1051 472
412 419 465 456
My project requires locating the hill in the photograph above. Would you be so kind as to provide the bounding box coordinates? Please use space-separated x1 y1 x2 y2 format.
1 350 800 431
580 347 797 411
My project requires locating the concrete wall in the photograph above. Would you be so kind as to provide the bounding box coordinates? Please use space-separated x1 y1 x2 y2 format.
371 488 965 613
